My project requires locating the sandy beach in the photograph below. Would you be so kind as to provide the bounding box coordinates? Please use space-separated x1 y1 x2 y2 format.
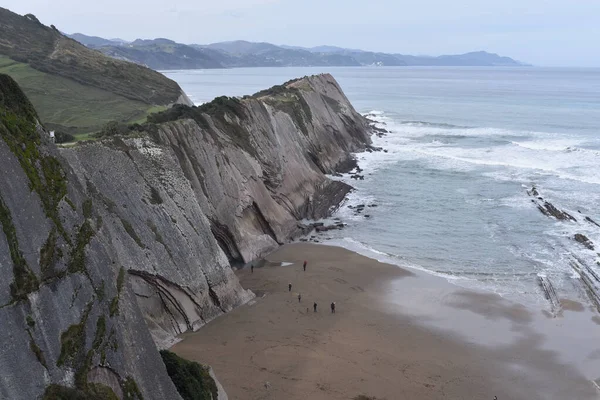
171 243 600 400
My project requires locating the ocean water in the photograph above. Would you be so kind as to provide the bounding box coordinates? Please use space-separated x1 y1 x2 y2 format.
164 67 600 308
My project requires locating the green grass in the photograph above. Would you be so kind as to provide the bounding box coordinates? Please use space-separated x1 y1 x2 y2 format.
0 55 164 134
0 8 182 105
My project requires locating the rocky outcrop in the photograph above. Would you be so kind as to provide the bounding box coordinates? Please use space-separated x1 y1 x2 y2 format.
61 74 371 343
0 74 183 399
0 73 371 399
574 234 595 250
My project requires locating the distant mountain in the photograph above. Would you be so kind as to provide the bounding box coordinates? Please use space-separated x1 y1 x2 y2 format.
67 34 528 70
67 32 126 48
203 40 282 55
395 51 524 66
99 38 224 70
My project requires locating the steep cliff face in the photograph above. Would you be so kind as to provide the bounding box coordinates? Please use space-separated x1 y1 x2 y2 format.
0 72 371 399
153 74 371 264
0 74 185 399
61 74 371 344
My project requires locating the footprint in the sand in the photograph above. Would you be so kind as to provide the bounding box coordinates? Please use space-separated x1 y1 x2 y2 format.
351 286 365 292
334 278 348 284
328 266 343 272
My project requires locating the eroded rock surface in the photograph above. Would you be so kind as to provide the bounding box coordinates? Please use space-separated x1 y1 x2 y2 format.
0 73 371 399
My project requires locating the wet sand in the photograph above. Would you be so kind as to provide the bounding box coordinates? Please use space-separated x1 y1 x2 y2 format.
171 243 599 400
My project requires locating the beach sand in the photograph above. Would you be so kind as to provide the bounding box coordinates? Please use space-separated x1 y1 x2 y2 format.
171 243 599 400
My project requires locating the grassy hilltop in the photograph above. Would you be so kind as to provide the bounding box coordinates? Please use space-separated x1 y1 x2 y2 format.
0 8 185 135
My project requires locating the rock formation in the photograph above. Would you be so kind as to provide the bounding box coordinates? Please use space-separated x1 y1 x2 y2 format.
0 72 372 399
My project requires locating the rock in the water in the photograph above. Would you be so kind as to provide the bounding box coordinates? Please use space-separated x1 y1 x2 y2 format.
574 234 595 250
585 216 600 228
537 201 577 221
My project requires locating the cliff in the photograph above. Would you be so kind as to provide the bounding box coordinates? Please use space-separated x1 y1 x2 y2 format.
0 73 371 399
61 74 371 344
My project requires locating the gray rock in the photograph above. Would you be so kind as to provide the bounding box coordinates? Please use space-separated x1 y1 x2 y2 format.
0 73 372 399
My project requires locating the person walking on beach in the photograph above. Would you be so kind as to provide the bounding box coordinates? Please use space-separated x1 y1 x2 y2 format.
251 264 254 274
298 293 302 303
313 302 317 312
303 260 307 271
288 283 292 292
330 302 336 314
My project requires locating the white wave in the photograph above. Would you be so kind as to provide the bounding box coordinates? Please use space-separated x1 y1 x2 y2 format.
329 237 477 282
511 139 584 152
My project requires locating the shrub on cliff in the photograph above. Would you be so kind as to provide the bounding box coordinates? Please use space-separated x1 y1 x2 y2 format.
160 350 218 400
42 383 118 400
54 131 75 144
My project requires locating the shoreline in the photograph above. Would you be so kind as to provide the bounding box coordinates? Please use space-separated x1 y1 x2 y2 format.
171 243 600 400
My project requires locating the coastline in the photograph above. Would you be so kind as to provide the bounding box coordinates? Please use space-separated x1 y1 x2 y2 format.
171 243 600 400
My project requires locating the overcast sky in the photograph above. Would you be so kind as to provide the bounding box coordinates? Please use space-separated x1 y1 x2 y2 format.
4 0 600 66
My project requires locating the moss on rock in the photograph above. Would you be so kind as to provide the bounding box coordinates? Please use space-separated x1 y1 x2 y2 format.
122 377 144 400
160 350 218 400
57 302 92 367
42 383 119 400
67 220 95 274
0 192 39 301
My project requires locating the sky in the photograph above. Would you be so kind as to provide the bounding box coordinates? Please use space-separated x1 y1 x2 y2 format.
3 0 600 67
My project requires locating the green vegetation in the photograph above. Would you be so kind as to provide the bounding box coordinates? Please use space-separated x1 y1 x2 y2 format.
26 315 35 328
160 350 218 400
30 339 48 368
56 305 116 394
120 218 144 249
92 316 106 352
57 303 91 367
55 131 75 144
40 227 64 280
246 78 315 135
42 383 119 400
0 74 70 243
110 267 126 317
0 8 182 105
249 77 303 98
109 297 119 317
147 96 246 125
67 220 95 274
64 197 76 211
0 193 39 301
96 280 105 301
83 199 93 219
88 384 120 400
147 96 257 156
122 377 144 400
260 84 313 135
0 6 182 135
117 266 126 293
0 56 165 135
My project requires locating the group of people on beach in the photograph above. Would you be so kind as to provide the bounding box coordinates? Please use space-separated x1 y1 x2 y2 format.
252 260 337 313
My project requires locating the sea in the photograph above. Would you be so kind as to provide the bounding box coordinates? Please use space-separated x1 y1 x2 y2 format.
164 66 600 310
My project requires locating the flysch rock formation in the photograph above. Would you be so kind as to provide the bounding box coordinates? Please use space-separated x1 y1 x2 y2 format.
0 73 372 399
